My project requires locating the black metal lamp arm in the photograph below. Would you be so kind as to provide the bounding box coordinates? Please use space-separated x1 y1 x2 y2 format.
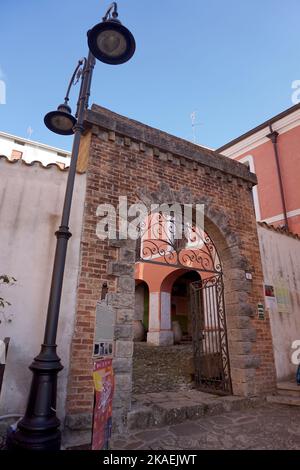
102 2 118 21
63 58 86 107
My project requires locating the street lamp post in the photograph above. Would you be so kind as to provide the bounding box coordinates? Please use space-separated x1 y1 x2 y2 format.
6 2 135 451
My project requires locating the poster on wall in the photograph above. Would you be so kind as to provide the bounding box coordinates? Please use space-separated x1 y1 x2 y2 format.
92 358 114 450
275 281 291 314
264 284 277 311
265 285 275 297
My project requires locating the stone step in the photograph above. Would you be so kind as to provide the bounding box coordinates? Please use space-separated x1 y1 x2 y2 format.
277 388 300 397
127 391 262 431
277 381 300 397
266 395 300 407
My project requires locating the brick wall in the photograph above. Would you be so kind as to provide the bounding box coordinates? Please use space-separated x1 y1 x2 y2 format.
65 105 276 439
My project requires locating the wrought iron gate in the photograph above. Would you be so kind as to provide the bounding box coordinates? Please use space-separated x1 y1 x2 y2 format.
190 274 232 395
135 208 232 395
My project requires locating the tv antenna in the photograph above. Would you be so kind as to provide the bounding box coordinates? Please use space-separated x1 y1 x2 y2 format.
190 111 203 144
26 126 33 140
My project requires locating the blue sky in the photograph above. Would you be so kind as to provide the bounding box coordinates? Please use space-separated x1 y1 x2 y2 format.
1 0 300 151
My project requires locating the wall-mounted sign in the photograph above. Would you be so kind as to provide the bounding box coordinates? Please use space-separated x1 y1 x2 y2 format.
265 285 275 297
93 300 115 359
93 341 113 357
275 282 291 314
258 303 265 320
92 358 114 450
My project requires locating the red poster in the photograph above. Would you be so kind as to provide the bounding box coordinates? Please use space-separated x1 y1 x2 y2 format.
92 358 114 450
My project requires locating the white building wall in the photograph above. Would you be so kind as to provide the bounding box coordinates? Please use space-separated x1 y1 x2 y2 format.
0 156 86 420
258 224 300 381
0 131 71 167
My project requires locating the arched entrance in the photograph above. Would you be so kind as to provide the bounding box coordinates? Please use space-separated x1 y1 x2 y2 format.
134 209 232 395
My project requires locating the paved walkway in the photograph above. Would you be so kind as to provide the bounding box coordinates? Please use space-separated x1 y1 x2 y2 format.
111 404 300 450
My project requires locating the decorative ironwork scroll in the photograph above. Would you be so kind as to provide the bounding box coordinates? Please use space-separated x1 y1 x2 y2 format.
135 211 222 273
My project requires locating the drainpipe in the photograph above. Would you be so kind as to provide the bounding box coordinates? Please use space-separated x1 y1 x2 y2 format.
266 124 289 230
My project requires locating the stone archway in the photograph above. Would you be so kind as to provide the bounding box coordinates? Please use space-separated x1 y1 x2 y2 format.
105 186 271 429
66 107 276 440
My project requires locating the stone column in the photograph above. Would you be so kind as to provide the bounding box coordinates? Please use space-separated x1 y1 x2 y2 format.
147 291 174 345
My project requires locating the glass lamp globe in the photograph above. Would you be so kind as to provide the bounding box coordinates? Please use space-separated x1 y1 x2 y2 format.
44 104 76 135
87 19 135 65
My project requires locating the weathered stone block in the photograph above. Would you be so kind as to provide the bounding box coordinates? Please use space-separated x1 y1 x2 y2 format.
115 373 132 391
115 340 134 358
112 357 132 373
225 291 249 304
230 367 256 383
228 340 253 355
227 315 251 330
159 152 167 161
232 379 257 397
239 303 255 317
116 308 134 323
131 141 140 151
111 409 128 435
229 279 252 293
107 293 134 308
108 239 123 248
231 354 261 369
98 129 108 141
118 276 135 293
108 131 116 141
112 392 132 410
228 328 257 342
114 324 133 340
119 247 135 263
229 268 248 281
107 262 134 276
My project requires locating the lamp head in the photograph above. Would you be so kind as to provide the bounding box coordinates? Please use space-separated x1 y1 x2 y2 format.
87 16 135 65
44 103 77 135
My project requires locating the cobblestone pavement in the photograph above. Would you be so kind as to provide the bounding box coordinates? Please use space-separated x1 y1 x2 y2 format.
111 404 300 450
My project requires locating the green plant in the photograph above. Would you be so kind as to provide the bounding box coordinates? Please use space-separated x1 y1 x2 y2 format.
0 275 17 309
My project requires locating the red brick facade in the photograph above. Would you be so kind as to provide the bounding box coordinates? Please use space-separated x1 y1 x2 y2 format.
65 105 276 436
